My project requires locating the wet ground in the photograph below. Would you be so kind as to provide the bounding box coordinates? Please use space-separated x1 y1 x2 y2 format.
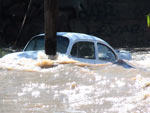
0 49 150 113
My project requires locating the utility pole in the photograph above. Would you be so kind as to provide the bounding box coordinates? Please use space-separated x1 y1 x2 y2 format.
44 0 58 59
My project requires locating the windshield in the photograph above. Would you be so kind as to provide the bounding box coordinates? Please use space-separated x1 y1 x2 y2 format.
24 35 69 54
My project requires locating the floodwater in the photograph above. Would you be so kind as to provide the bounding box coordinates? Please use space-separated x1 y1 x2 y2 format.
0 50 150 113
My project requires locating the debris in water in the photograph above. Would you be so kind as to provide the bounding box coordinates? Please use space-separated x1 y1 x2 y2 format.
71 82 77 89
36 59 54 68
76 63 91 67
142 82 150 89
143 94 150 100
56 60 78 64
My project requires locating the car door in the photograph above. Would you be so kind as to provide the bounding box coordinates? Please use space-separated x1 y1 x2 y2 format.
70 41 96 63
97 43 117 63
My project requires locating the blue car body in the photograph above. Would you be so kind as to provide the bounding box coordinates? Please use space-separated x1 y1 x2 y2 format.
3 32 132 64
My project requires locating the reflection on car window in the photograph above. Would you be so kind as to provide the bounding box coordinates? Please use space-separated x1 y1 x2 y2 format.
57 36 69 54
71 42 95 59
25 39 35 51
25 36 44 51
24 36 69 54
35 38 45 50
97 43 116 62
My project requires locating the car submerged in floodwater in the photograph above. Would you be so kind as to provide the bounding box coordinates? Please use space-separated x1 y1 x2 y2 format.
3 32 131 64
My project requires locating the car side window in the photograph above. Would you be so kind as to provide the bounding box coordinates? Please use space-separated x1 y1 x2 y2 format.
71 42 95 59
97 43 116 62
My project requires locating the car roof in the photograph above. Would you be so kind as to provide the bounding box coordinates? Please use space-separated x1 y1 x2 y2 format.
32 32 109 45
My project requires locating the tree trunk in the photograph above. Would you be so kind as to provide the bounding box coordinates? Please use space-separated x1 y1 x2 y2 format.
44 0 58 56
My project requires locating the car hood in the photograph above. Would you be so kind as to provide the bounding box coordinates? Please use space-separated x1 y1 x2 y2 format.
2 51 40 60
2 51 68 60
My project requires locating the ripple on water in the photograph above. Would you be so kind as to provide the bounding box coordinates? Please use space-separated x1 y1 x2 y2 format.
0 51 150 113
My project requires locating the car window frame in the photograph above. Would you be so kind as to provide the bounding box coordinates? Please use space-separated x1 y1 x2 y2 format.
96 42 117 62
70 40 96 60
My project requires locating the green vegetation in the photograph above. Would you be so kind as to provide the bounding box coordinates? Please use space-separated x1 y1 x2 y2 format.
0 48 14 58
147 14 150 28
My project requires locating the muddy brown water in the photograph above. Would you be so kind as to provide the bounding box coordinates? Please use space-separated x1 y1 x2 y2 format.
0 51 150 113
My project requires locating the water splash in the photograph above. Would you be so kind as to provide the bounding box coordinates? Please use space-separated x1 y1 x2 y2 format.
0 50 150 113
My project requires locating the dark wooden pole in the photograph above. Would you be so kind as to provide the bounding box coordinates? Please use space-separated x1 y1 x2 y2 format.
44 0 58 57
